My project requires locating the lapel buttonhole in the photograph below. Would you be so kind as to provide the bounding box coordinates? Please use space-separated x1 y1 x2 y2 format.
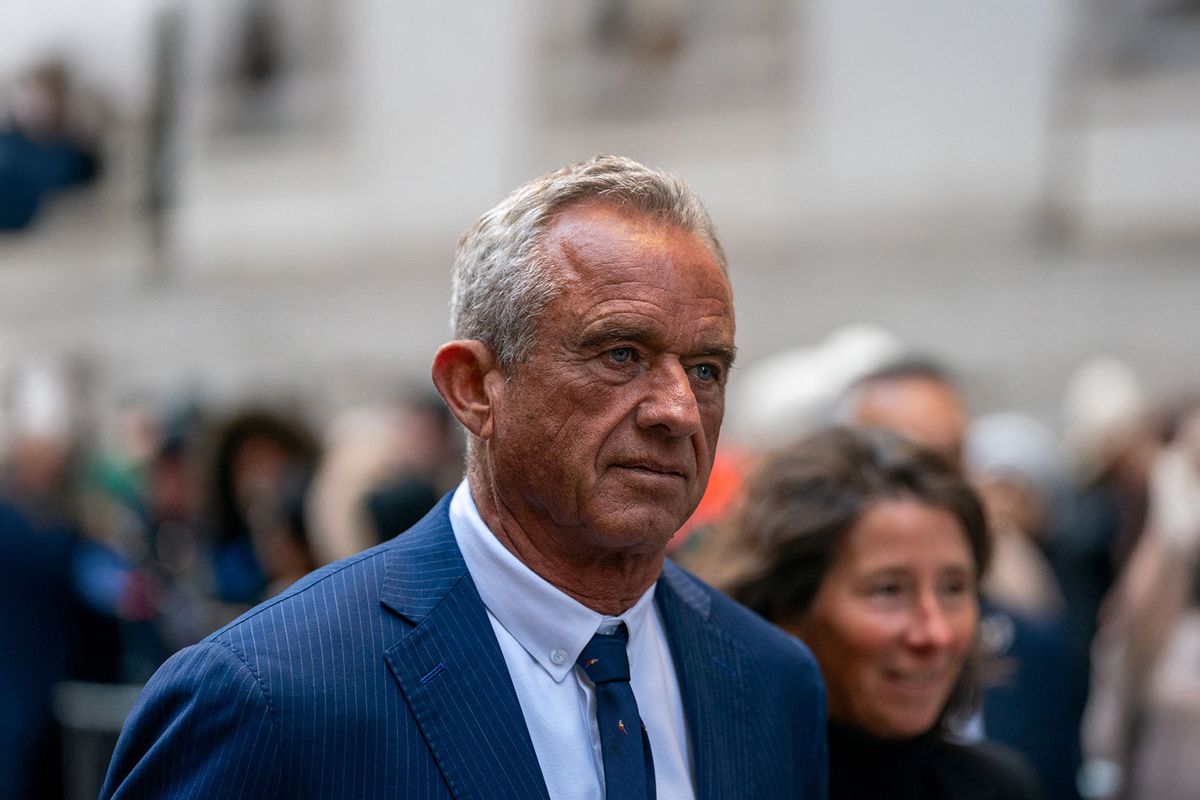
420 662 447 684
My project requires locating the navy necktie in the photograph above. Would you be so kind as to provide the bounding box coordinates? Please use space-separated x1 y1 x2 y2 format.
577 625 656 800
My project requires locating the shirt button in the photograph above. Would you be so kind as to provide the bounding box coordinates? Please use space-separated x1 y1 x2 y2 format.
550 649 568 665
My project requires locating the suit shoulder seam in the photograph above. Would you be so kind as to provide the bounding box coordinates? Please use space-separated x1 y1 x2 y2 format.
210 637 290 797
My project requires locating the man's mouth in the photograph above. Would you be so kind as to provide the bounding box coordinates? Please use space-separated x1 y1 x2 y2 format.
613 461 688 479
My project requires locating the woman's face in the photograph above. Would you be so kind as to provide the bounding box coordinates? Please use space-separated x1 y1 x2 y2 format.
795 499 979 739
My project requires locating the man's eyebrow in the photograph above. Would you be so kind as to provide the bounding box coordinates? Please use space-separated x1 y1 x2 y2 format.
695 343 738 368
576 323 659 350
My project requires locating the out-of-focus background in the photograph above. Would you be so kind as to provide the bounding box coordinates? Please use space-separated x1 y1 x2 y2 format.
2 0 1199 413
2 1 1199 799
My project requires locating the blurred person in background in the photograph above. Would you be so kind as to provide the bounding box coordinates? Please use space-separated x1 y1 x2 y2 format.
1053 358 1160 669
965 413 1085 800
720 426 1044 800
1 359 88 525
247 462 318 599
136 425 220 654
838 356 1083 799
76 397 259 674
0 360 143 800
0 500 95 800
0 58 105 230
1049 358 1162 799
307 391 460 565
75 398 180 681
203 406 321 606
364 390 464 539
838 357 969 466
965 414 1068 618
1082 397 1200 800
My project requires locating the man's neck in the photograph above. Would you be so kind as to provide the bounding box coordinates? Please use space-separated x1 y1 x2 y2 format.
468 478 665 616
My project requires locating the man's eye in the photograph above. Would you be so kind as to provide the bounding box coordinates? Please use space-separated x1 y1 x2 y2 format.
692 363 720 382
608 347 634 364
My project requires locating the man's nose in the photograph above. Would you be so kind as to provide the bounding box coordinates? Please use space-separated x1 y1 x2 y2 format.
635 361 702 437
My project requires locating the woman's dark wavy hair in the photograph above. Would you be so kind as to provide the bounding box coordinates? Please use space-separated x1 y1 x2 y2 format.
207 407 321 545
724 425 991 728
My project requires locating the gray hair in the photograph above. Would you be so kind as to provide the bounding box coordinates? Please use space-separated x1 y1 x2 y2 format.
450 154 727 366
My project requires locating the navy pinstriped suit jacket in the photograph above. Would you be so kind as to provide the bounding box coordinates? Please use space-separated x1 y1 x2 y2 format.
101 495 827 799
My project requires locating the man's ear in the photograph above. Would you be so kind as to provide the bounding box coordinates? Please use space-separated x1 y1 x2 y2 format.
431 340 505 441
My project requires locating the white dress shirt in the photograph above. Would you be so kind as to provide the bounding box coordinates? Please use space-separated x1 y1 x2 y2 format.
449 481 695 800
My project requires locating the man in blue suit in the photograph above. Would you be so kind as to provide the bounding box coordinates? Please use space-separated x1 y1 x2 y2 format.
102 155 827 799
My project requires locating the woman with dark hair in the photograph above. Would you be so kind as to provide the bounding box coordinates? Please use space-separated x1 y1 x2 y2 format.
724 426 1044 800
206 408 321 605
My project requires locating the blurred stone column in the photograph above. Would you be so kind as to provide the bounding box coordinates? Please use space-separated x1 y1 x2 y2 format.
345 0 534 244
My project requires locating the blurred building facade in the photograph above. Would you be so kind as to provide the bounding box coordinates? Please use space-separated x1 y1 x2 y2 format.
1 0 1199 424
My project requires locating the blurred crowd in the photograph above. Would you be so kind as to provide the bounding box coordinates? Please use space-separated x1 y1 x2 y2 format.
0 360 463 800
3 332 1200 800
676 334 1200 800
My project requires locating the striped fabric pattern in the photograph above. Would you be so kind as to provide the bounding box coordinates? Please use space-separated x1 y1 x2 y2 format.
101 494 827 799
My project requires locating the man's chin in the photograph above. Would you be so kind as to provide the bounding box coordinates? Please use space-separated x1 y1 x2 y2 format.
588 507 694 553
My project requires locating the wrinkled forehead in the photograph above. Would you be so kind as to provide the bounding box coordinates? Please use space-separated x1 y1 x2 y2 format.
545 203 733 317
539 197 728 277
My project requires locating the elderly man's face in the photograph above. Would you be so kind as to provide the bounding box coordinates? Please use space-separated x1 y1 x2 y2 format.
489 200 735 556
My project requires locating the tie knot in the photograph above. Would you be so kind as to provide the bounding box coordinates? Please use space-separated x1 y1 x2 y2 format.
577 625 631 684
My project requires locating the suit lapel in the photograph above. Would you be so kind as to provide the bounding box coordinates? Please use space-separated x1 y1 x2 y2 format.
656 562 759 800
379 500 550 800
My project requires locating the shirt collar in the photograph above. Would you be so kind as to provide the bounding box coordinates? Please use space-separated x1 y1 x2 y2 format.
449 480 658 683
